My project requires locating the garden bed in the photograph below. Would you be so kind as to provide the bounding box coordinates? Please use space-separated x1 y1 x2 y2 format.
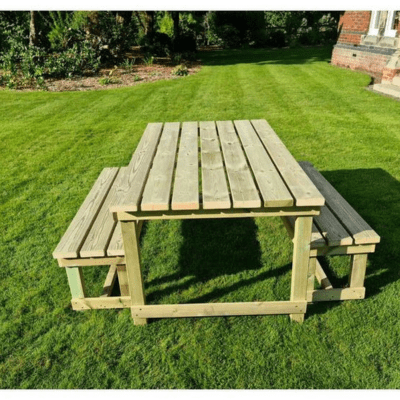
0 58 201 92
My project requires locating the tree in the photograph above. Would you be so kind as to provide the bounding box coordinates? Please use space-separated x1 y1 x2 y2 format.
29 11 38 46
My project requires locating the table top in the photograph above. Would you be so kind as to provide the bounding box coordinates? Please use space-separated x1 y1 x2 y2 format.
110 119 324 213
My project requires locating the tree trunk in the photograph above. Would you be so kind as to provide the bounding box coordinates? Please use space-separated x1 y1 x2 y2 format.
171 11 180 51
145 11 155 39
29 11 38 47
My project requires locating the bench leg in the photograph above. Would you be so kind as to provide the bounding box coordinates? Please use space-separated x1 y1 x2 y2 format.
290 216 313 323
349 254 368 289
121 220 147 325
307 257 317 293
65 267 86 299
116 264 130 297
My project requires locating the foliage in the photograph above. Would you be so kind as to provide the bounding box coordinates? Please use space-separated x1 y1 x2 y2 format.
171 64 188 76
139 32 172 57
158 12 174 38
98 76 121 85
143 55 154 65
173 33 197 53
121 58 136 73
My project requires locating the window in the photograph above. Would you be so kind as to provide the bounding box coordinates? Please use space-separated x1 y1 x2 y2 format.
384 11 400 37
368 10 399 37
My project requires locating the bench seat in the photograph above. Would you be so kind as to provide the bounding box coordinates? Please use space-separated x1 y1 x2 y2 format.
282 161 380 303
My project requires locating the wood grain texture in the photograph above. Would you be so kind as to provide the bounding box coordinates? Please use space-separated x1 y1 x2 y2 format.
299 161 380 245
107 220 143 256
349 254 368 288
200 121 231 209
109 123 163 213
307 287 365 302
171 122 199 210
131 301 307 318
100 265 118 297
53 168 119 259
234 120 294 207
141 122 180 211
283 216 327 249
216 120 261 208
251 119 325 207
80 168 128 257
290 216 313 322
314 204 353 246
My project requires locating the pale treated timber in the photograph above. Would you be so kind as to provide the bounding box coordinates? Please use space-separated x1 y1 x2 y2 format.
141 122 180 211
65 267 86 298
299 162 380 245
171 122 200 210
234 120 294 207
53 168 119 259
314 205 353 247
307 257 317 293
80 168 129 257
58 257 125 267
216 120 261 208
117 264 130 296
117 206 320 222
310 244 376 258
101 265 118 297
110 123 163 213
307 287 365 302
121 221 147 325
200 121 231 209
349 254 368 288
251 119 324 207
72 296 131 310
107 220 143 256
131 301 307 318
290 216 313 322
315 261 333 289
282 216 326 248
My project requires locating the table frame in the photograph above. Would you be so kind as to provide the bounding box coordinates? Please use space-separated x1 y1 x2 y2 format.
116 207 319 325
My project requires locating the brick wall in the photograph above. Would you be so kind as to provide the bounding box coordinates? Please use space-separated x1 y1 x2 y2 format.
337 11 371 45
331 45 393 82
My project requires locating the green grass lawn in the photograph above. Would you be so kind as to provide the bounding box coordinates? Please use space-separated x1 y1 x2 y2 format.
1 46 400 389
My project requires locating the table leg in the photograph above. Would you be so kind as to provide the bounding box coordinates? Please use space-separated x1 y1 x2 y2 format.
121 220 147 325
290 216 313 322
65 266 86 299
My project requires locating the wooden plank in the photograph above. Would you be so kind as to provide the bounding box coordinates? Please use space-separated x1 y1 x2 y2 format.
200 121 231 209
107 221 143 257
349 254 368 288
307 287 365 302
141 122 180 211
290 216 313 322
311 244 376 258
53 168 119 259
234 120 294 207
72 296 131 310
315 261 333 289
117 264 130 296
216 120 261 208
80 168 129 257
117 206 320 222
100 265 118 297
109 123 163 213
131 301 307 318
282 216 327 249
171 122 200 210
251 119 325 207
299 162 380 245
65 267 86 299
58 257 125 267
314 205 353 247
307 257 317 293
121 221 147 325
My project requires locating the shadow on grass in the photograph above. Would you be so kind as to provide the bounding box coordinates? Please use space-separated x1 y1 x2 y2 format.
145 167 398 318
199 46 333 67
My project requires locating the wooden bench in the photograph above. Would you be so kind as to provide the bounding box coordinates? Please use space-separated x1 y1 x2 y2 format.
52 123 164 300
281 162 380 303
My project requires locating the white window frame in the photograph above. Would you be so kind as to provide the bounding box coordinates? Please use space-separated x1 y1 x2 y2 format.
368 11 381 36
384 11 398 37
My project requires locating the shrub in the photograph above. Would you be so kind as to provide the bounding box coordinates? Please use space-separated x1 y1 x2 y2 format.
266 30 287 48
98 76 121 85
139 32 172 57
171 64 188 76
215 25 241 49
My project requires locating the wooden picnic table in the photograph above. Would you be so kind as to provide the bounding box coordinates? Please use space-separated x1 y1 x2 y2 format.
110 119 325 324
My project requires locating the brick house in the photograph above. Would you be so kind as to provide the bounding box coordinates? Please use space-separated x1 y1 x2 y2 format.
331 11 400 85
